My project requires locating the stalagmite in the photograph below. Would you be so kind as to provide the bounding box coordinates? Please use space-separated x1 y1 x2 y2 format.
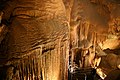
88 32 96 67
95 45 107 57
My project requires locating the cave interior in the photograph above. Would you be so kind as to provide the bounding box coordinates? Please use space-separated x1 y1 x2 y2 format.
0 0 120 80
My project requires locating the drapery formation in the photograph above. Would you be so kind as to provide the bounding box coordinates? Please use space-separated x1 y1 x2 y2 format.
0 37 69 80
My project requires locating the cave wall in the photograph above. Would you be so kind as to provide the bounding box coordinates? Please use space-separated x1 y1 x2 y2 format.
0 0 69 80
0 0 120 80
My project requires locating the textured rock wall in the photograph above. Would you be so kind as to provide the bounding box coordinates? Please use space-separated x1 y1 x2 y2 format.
0 0 120 79
0 38 69 80
0 0 69 80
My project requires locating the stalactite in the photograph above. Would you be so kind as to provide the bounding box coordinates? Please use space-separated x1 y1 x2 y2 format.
28 56 31 80
61 47 65 79
2 36 68 80
64 42 69 79
84 22 89 40
24 61 28 80
51 50 53 80
42 53 45 80
47 50 51 80
79 21 83 44
93 32 96 58
45 52 48 80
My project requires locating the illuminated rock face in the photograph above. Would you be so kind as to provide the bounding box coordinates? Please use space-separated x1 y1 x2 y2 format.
0 0 69 80
67 0 120 79
1 0 68 56
0 0 120 80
